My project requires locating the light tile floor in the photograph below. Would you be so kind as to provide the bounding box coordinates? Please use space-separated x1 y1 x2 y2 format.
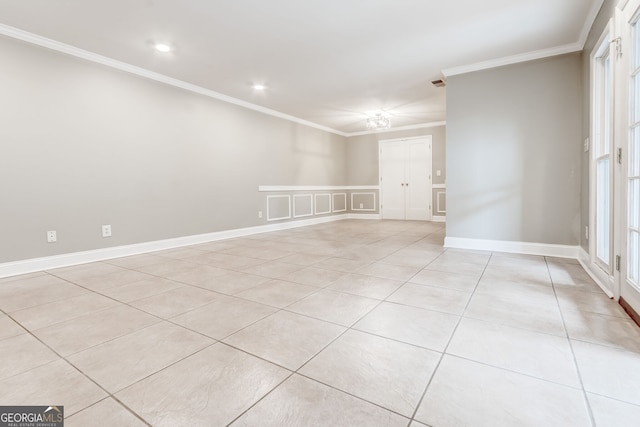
1 220 640 426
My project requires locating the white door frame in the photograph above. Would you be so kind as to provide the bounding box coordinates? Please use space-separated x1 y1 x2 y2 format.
587 0 640 319
378 135 433 221
618 0 640 319
589 19 616 297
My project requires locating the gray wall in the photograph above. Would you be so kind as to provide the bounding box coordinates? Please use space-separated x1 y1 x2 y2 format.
581 0 616 251
0 36 347 263
446 53 583 245
347 126 447 218
347 126 446 185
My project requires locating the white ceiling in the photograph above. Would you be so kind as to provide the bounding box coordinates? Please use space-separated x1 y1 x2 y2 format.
0 0 603 135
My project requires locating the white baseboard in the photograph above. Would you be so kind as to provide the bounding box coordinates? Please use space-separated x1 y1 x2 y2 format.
577 246 615 298
346 213 381 220
432 216 446 223
444 239 615 298
444 236 579 258
0 214 351 279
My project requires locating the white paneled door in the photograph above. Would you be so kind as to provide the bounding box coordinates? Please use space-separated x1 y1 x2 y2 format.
379 136 432 221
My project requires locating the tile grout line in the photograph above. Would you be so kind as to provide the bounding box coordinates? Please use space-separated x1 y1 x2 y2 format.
2 221 448 424
1 274 236 423
66 396 151 426
544 256 597 427
406 251 492 425
225 224 448 425
222 285 400 424
2 274 249 425
0 307 156 425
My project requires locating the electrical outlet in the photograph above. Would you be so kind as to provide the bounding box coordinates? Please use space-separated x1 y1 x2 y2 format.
258 211 263 219
102 224 112 238
584 138 590 153
436 169 442 177
47 230 57 243
360 203 364 209
585 225 589 240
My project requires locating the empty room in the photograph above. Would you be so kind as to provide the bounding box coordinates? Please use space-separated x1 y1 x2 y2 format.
1 0 639 426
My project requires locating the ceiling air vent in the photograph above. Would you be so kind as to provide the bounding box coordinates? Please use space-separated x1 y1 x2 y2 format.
431 79 446 87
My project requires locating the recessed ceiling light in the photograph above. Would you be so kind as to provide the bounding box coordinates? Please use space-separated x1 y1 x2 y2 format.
154 42 173 53
252 84 266 90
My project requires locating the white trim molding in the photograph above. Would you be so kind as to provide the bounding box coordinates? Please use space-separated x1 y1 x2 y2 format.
346 121 446 137
444 237 579 258
435 191 446 215
432 216 446 223
314 194 332 215
350 192 377 212
441 0 604 79
0 214 388 278
0 24 449 138
443 43 582 77
347 213 381 220
293 194 313 218
259 185 379 192
578 246 615 298
0 24 348 138
580 0 608 48
332 193 347 213
266 195 291 221
0 215 354 278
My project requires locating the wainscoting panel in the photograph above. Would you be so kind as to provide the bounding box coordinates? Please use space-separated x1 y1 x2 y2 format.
259 186 379 221
332 193 347 213
436 191 446 214
267 195 291 221
432 186 446 221
315 194 332 215
351 192 377 212
293 194 313 218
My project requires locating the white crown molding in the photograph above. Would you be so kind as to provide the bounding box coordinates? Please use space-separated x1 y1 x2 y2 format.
0 24 349 138
442 43 582 77
346 121 447 137
442 1 605 78
0 24 447 137
580 0 607 48
618 0 631 11
444 236 579 258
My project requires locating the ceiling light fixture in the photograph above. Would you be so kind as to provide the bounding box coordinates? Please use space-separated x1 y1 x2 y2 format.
252 84 266 90
154 42 173 53
366 113 391 131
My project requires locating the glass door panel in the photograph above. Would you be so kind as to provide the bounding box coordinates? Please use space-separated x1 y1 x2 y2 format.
593 44 613 271
621 2 640 313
